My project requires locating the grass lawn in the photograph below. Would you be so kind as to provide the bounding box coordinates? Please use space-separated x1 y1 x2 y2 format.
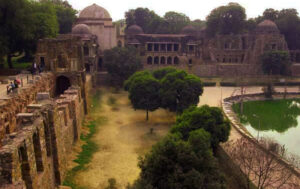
1 56 31 69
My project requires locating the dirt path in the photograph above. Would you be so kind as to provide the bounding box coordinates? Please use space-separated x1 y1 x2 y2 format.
74 89 174 189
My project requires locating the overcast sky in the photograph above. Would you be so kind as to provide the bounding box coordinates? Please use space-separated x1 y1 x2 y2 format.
67 0 300 21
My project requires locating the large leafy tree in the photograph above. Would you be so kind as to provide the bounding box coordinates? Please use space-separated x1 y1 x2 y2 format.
125 8 162 33
129 133 226 189
171 105 231 150
0 0 33 68
125 71 160 120
0 0 59 68
163 11 191 34
159 70 203 113
206 3 246 37
261 50 291 75
104 46 143 87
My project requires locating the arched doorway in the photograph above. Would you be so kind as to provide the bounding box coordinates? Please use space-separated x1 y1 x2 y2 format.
56 76 71 96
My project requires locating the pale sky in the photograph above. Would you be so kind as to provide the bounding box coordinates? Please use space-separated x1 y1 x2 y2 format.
67 0 300 21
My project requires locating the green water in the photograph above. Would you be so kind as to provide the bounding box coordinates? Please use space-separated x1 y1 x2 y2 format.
233 99 300 156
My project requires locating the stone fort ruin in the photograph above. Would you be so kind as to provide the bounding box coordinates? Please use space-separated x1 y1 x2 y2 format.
35 3 300 80
1 3 300 189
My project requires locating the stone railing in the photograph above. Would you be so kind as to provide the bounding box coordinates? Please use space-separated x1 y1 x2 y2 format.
222 92 300 178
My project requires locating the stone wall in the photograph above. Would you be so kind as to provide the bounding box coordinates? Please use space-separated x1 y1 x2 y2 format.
0 73 88 189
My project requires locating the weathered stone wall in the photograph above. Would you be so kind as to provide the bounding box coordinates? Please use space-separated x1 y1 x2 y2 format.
0 73 55 146
0 73 89 189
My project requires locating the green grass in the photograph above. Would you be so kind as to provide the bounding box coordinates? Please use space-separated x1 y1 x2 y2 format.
63 90 105 189
1 56 31 69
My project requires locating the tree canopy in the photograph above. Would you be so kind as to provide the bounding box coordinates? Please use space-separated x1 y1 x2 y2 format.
0 0 77 68
206 3 247 37
171 105 231 150
125 71 160 120
104 46 143 87
261 50 291 75
129 133 226 189
125 67 204 119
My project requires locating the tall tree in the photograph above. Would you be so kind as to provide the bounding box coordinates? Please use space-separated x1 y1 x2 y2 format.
125 8 162 33
163 11 191 34
125 71 161 120
206 3 246 37
0 0 32 68
159 70 203 113
104 46 143 87
261 50 291 75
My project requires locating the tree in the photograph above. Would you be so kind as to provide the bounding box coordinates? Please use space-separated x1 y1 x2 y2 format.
125 8 162 33
0 0 59 68
224 137 298 189
54 4 77 34
163 11 191 34
0 0 33 68
261 50 291 75
104 46 143 87
206 3 246 37
128 133 226 189
125 71 160 121
159 70 203 113
171 105 231 150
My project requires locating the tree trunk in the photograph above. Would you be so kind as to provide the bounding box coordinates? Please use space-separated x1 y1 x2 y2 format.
7 54 13 69
146 109 149 121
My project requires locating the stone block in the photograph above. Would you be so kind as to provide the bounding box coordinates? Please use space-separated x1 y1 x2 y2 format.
27 104 43 110
8 76 17 80
1 79 9 84
36 92 50 101
20 70 30 74
17 113 35 125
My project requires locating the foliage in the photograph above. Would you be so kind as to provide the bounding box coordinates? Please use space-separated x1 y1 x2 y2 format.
206 3 246 37
54 4 77 34
128 133 226 189
0 0 60 68
171 106 231 150
159 70 203 113
125 68 203 119
125 8 194 34
105 178 118 189
163 11 190 34
261 50 291 75
104 46 143 87
126 71 161 120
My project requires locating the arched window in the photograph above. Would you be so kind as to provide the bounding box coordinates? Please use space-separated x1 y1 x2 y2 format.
147 56 153 64
167 57 172 64
160 57 166 64
154 56 159 64
174 57 179 64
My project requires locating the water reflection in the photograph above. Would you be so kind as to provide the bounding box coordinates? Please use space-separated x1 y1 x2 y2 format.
233 100 300 133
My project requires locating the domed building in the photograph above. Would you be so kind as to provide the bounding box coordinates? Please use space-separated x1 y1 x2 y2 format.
75 4 117 52
181 25 197 36
126 25 144 35
256 19 280 34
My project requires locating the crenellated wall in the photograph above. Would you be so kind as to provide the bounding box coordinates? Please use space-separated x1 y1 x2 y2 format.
0 73 88 189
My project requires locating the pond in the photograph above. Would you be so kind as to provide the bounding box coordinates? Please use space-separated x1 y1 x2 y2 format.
233 99 300 156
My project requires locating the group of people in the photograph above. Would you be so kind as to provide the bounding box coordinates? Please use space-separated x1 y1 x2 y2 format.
6 79 21 94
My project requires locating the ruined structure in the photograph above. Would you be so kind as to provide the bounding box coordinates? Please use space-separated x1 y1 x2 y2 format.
35 3 300 79
126 20 294 76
